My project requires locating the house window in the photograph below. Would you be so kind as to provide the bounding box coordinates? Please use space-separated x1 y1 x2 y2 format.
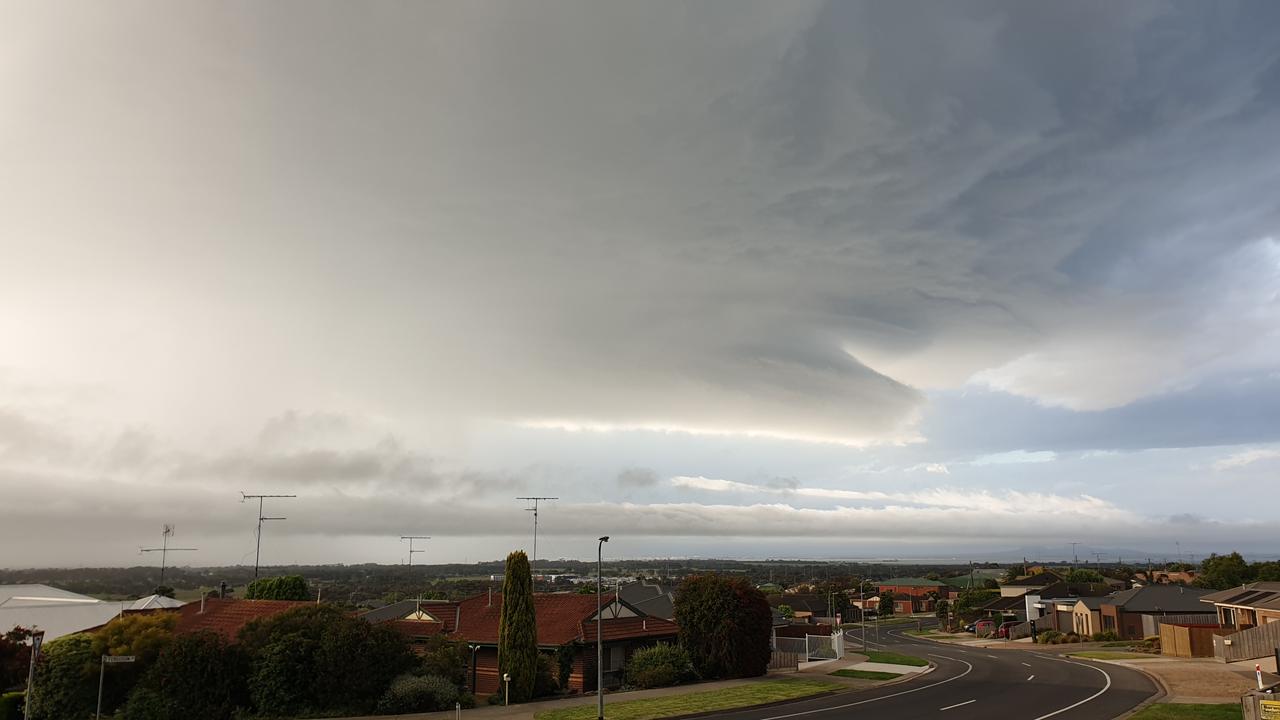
1102 616 1115 631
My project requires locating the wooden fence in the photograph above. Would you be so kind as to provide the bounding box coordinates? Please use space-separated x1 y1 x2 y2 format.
1160 624 1229 658
1214 621 1280 662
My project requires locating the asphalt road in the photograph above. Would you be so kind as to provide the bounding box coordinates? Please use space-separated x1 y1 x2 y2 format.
713 622 1157 720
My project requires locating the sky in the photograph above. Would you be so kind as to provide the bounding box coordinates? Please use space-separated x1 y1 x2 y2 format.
2 1 1280 569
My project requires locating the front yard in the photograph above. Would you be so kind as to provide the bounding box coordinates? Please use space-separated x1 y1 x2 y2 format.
1126 704 1241 720
532 679 841 720
861 650 928 667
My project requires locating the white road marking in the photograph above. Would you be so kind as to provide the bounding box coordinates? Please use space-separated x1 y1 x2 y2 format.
1027 674 1035 681
939 700 976 711
1030 658 1113 720
757 657 975 720
1021 662 1033 667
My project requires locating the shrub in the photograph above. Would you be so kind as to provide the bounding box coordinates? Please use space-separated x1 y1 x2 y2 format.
239 605 414 717
244 575 309 601
25 633 96 720
1037 631 1063 645
91 612 177 714
120 631 247 720
625 644 693 689
0 692 22 720
674 574 772 679
376 674 459 715
1091 631 1120 642
416 636 469 688
0 629 33 691
532 653 560 698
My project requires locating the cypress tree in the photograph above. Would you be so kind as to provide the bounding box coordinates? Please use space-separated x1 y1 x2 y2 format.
498 550 538 703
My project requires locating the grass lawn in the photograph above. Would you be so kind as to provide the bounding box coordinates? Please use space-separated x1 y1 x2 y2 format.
1126 703 1241 719
532 679 841 720
1068 651 1153 660
863 650 929 667
906 629 936 636
829 669 900 681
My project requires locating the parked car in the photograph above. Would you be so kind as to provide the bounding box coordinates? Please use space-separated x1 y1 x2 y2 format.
996 620 1020 638
963 621 977 633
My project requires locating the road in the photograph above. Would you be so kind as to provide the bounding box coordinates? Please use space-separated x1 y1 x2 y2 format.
716 622 1157 720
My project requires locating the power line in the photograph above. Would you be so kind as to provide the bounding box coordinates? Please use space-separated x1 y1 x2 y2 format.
139 524 196 585
517 496 558 588
401 536 430 567
241 492 296 579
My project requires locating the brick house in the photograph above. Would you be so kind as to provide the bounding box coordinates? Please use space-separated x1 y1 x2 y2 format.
1098 585 1216 640
364 592 678 696
876 578 946 613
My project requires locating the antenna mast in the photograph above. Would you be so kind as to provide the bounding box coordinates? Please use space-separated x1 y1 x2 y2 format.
241 492 296 578
517 496 558 588
401 536 431 567
139 524 197 585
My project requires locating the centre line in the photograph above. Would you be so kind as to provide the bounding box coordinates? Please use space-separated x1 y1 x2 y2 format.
1027 674 1035 681
940 699 976 711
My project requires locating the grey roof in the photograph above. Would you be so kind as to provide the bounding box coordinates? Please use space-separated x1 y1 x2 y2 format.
1033 582 1112 600
359 599 455 624
1074 596 1107 610
127 595 186 610
1105 584 1214 613
0 584 98 606
1199 582 1280 611
618 583 676 621
1001 572 1062 587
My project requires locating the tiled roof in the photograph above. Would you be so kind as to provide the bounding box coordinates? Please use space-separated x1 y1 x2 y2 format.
1001 572 1062 587
452 592 611 646
174 598 313 641
592 616 679 643
360 599 459 628
877 578 945 587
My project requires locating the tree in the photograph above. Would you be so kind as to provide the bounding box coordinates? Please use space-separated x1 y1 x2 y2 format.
238 605 412 717
121 631 248 720
90 612 177 714
0 627 32 691
152 585 175 599
245 575 309 600
1254 561 1280 582
777 604 794 620
1063 568 1105 584
25 633 97 720
498 550 538 703
673 574 771 679
935 599 951 628
1195 552 1253 590
878 592 895 616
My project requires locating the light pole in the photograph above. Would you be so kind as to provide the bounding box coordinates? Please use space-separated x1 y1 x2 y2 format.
96 654 135 719
597 535 610 720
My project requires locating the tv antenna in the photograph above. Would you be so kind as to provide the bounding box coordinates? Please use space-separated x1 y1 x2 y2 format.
517 496 558 588
401 536 430 567
241 492 296 578
139 524 197 585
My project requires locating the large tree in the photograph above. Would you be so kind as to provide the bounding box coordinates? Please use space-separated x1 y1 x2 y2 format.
498 550 538 703
673 574 771 679
878 592 895 616
1195 552 1253 590
244 574 310 600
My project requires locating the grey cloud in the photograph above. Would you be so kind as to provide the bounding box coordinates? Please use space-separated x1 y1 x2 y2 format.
616 467 658 488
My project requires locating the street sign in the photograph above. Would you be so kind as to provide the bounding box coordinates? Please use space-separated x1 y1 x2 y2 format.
31 630 44 660
103 655 135 663
1260 699 1280 720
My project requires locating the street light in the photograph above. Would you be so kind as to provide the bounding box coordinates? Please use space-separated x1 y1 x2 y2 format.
597 536 610 720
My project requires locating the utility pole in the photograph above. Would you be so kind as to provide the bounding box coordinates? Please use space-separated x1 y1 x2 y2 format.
517 496 557 588
401 536 430 567
241 492 296 579
139 524 196 585
1070 542 1080 568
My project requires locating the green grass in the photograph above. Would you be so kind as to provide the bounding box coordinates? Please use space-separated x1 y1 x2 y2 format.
1068 651 1153 660
829 669 900 681
532 679 841 720
1126 703 1241 720
1102 641 1141 648
863 650 928 667
906 629 936 636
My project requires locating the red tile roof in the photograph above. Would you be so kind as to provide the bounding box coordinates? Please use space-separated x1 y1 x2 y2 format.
174 598 314 642
452 592 611 646
590 616 679 643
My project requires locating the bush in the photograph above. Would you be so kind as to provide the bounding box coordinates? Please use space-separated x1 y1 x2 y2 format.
533 653 560 698
25 633 97 720
1037 630 1063 645
239 605 413 717
674 574 772 679
120 631 247 720
416 636 469 689
376 674 459 715
1091 631 1120 642
625 644 694 689
244 575 309 601
92 612 178 714
0 692 22 720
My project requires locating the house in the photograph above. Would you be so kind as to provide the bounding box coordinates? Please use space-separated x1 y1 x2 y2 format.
173 597 315 641
876 578 946 613
998 572 1062 598
127 594 186 611
978 595 1026 621
1098 585 1217 639
1024 582 1111 627
1071 597 1106 636
766 594 841 622
1198 582 1280 630
0 584 124 642
362 592 679 696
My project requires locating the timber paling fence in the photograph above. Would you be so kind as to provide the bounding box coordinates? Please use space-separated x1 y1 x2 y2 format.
1214 621 1280 663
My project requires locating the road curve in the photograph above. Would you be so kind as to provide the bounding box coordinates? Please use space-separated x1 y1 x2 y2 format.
709 622 1157 720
